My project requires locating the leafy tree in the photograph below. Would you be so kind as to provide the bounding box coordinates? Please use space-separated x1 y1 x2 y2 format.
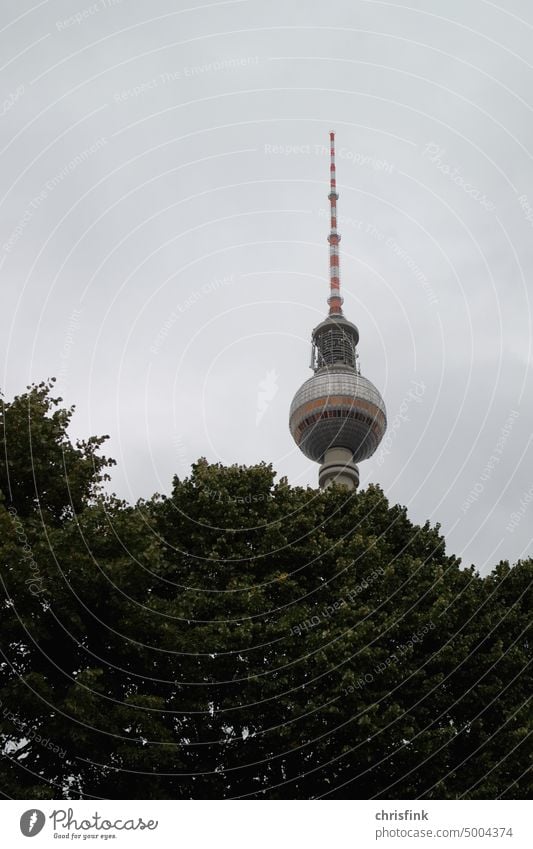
0 385 530 799
0 379 114 523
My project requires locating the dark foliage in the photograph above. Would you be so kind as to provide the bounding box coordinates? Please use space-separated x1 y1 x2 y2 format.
0 383 530 799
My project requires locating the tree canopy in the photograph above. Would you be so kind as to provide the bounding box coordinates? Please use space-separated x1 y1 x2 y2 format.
0 381 530 799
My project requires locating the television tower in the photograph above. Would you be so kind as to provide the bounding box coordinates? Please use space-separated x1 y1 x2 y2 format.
289 132 387 490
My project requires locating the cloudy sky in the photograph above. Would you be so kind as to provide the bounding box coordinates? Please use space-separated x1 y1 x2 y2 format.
1 0 532 573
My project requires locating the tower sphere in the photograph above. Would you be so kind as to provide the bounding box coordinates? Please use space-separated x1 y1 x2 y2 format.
289 367 387 465
288 131 387 490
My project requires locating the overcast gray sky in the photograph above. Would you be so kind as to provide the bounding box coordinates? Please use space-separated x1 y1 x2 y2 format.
1 0 532 573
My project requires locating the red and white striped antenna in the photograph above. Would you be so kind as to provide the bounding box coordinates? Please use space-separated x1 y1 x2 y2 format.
327 131 343 316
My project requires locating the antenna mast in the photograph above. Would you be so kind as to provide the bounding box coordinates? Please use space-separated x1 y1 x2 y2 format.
327 131 343 316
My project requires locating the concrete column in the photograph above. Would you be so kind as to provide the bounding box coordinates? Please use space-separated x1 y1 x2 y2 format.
318 447 359 490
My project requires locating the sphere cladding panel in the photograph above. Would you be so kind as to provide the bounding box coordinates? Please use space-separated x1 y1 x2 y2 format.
289 370 387 463
290 371 386 412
